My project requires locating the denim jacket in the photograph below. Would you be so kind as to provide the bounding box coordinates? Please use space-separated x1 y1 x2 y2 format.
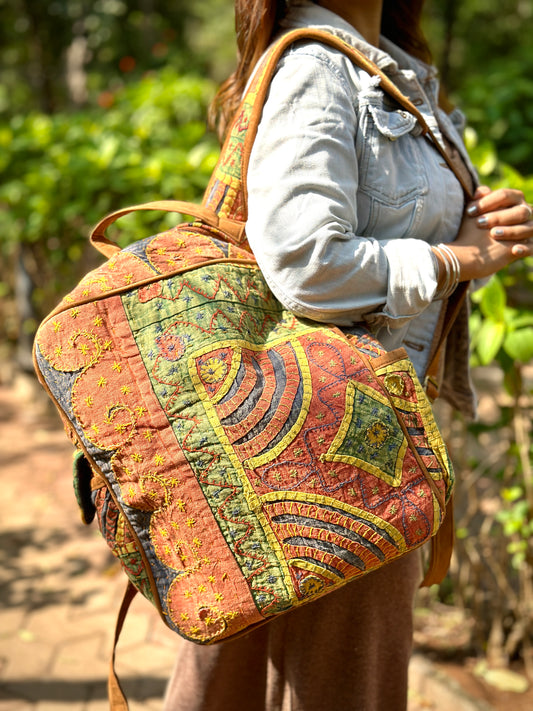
246 2 478 415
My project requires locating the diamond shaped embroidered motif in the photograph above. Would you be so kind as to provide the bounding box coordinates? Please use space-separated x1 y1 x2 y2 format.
320 379 407 487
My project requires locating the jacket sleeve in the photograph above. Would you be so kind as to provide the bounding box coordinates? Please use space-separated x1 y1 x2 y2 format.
246 45 440 328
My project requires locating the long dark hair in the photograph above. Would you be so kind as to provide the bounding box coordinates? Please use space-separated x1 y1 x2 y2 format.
382 0 432 63
210 0 434 141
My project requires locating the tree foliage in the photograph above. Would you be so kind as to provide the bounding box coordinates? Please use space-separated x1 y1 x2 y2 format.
0 69 219 342
0 0 231 352
0 0 234 115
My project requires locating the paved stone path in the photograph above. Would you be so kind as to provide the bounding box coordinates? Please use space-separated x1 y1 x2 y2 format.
0 381 183 711
0 381 493 711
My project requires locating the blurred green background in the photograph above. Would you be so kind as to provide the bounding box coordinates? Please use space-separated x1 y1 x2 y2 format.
1 0 533 679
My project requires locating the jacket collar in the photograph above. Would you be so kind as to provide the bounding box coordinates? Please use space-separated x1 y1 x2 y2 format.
282 1 438 83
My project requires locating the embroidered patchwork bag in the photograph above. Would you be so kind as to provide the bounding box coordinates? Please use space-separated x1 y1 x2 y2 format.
33 29 465 709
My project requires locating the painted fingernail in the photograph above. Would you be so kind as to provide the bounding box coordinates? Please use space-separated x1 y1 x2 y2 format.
467 204 479 217
493 228 505 237
512 244 527 256
477 216 489 227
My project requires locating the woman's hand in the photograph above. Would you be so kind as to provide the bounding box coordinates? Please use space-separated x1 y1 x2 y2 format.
446 186 533 282
469 185 533 249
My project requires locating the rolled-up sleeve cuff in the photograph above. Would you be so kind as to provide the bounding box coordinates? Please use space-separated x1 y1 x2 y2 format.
364 240 439 329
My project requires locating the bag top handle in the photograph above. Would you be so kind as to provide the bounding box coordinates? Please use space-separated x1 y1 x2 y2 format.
89 200 245 259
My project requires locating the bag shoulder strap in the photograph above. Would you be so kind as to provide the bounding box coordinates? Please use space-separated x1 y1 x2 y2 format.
269 32 475 197
421 497 455 587
202 27 474 226
93 29 474 258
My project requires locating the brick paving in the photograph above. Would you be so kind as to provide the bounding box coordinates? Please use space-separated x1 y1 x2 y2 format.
0 381 181 710
0 380 492 711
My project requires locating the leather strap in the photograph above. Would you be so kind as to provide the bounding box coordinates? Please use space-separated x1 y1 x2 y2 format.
420 497 455 587
239 28 475 214
90 200 245 258
89 29 474 264
424 279 470 400
108 582 138 711
419 284 469 586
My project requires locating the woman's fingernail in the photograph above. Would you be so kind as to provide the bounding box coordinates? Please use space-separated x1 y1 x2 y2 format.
477 216 489 227
467 204 479 217
493 228 505 237
512 244 527 256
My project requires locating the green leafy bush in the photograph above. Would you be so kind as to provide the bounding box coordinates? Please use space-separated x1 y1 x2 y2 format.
0 68 219 320
466 129 533 374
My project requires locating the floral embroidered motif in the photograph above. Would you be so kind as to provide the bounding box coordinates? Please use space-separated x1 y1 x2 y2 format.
198 356 228 384
384 373 406 396
156 333 186 361
365 421 390 449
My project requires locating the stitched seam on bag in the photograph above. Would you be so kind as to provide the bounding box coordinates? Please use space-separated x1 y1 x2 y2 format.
38 258 258 325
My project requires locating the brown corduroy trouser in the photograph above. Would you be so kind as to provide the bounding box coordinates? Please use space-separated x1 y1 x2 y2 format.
162 551 421 711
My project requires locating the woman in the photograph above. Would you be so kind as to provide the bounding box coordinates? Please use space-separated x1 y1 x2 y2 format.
163 1 532 709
